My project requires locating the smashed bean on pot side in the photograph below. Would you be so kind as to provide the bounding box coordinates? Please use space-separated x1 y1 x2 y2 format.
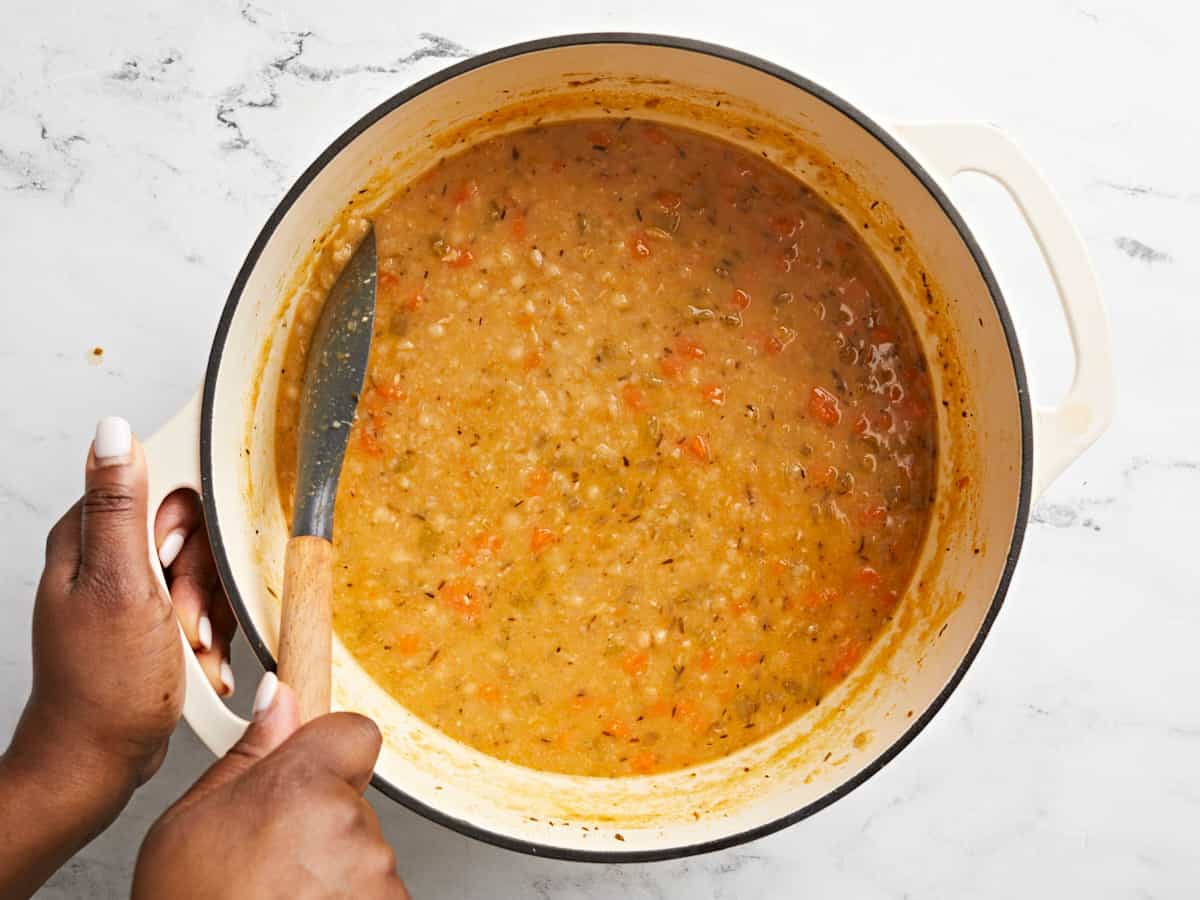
275 119 936 777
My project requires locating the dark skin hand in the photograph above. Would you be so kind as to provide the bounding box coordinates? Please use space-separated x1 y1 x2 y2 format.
0 418 234 899
134 677 410 900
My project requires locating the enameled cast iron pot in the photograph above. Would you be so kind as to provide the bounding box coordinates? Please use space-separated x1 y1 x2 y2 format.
142 34 1113 861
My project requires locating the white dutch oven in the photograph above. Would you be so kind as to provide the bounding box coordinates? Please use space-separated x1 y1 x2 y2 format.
143 35 1112 860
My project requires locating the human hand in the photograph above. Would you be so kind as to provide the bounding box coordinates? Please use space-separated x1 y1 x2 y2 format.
133 675 408 899
0 416 234 897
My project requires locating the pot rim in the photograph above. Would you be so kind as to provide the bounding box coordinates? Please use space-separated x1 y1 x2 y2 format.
199 32 1034 862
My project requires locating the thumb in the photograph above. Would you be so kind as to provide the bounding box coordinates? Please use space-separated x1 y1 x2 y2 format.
180 673 300 804
271 712 382 795
78 416 151 590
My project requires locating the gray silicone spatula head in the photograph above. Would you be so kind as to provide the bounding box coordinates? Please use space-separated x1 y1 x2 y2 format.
292 226 377 540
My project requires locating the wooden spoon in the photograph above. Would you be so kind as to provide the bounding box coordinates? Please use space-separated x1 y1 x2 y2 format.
279 226 377 722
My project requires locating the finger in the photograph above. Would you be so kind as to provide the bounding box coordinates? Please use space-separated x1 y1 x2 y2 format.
43 498 83 586
179 674 300 804
167 529 220 652
274 712 382 794
77 417 153 595
153 488 203 569
208 583 238 646
195 645 235 697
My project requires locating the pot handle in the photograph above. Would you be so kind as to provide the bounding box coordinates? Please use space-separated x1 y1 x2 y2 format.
895 122 1114 498
144 390 249 756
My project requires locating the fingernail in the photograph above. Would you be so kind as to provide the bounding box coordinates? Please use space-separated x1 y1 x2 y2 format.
197 615 213 651
252 671 279 720
220 660 235 696
158 528 186 568
93 416 132 466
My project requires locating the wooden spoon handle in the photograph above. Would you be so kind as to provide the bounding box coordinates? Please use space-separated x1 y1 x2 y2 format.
278 534 333 722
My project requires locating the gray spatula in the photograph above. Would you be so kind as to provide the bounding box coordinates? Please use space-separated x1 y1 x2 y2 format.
279 226 377 722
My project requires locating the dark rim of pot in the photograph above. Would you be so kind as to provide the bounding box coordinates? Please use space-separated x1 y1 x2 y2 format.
200 32 1034 864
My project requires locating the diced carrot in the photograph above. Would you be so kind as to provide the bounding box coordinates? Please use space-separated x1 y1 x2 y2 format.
731 287 752 310
450 178 479 206
730 598 751 617
901 393 929 422
701 383 725 406
439 579 482 622
762 334 785 356
474 532 504 554
378 271 399 290
769 559 789 577
515 312 536 330
809 386 841 426
628 232 652 259
622 650 649 677
698 648 716 672
831 639 863 678
643 125 670 146
683 434 710 462
511 209 527 240
403 292 424 313
853 414 870 436
522 349 543 371
478 683 503 704
871 326 894 344
654 189 682 211
956 475 971 489
659 355 686 380
588 129 613 148
622 384 646 410
525 466 550 496
736 651 761 668
857 566 883 589
861 505 888 527
393 632 420 655
675 335 705 359
530 526 558 552
811 464 838 488
768 215 799 239
645 698 672 718
630 750 657 774
355 417 384 457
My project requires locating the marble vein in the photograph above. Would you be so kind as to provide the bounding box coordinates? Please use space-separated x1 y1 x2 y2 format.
1094 179 1200 205
1114 236 1172 264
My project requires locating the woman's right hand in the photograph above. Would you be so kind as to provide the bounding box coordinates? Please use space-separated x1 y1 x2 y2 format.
132 675 409 899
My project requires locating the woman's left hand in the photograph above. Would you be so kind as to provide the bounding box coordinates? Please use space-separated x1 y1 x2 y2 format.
0 416 235 898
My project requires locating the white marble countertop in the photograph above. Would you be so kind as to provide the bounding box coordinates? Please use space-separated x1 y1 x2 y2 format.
2 0 1196 896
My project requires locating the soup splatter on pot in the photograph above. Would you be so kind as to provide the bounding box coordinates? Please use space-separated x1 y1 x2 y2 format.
275 119 936 777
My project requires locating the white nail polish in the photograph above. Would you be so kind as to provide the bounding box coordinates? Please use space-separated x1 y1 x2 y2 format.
94 416 132 463
158 528 186 568
220 660 235 695
197 615 213 651
252 672 279 719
